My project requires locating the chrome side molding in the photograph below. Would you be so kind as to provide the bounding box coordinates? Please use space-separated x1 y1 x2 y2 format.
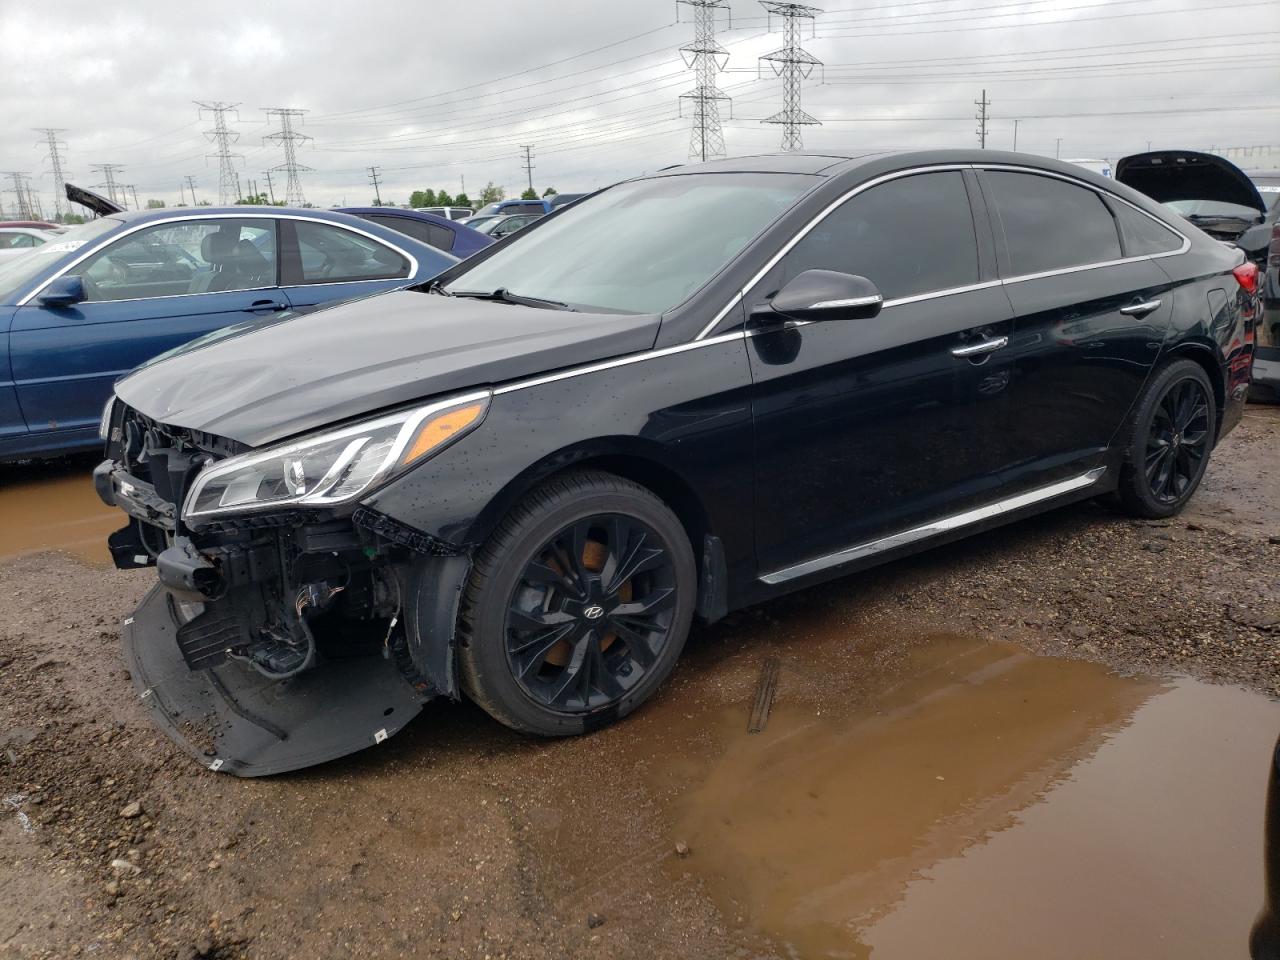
758 467 1107 585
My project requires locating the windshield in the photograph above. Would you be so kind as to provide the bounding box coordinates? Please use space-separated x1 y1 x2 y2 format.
447 172 814 314
1164 198 1263 221
0 217 121 303
1254 178 1280 212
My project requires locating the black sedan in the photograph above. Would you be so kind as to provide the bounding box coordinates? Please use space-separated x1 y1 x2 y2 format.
94 150 1257 775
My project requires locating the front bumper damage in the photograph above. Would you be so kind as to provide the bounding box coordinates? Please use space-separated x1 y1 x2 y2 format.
97 409 472 776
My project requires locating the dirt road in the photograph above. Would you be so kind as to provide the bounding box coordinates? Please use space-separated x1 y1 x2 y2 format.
1 407 1278 960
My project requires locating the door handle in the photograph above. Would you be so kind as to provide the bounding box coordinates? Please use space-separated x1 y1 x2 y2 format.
1119 299 1162 317
248 299 287 313
950 335 1009 358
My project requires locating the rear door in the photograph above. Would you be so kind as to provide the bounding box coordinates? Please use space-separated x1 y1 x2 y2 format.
747 168 1018 579
10 217 285 437
978 168 1180 492
278 218 419 313
0 306 25 447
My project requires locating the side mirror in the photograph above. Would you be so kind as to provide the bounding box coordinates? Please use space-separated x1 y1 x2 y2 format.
38 275 87 307
762 269 883 323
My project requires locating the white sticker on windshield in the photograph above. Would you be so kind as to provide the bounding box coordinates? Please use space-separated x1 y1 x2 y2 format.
43 240 90 253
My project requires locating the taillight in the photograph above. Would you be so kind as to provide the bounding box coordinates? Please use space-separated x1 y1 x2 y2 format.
1233 262 1259 294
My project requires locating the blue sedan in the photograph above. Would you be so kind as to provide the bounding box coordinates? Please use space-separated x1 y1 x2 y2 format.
0 205 457 461
336 207 493 260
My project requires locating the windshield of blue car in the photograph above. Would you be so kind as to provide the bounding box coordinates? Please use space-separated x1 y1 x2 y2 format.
446 172 815 314
0 216 121 303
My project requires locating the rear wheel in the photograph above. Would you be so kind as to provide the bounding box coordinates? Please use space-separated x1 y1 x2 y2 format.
1116 358 1216 518
457 471 696 736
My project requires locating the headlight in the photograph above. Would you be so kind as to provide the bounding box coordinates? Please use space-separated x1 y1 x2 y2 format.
182 391 490 521
99 396 116 441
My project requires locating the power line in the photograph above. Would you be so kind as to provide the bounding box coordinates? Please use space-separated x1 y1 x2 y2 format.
90 163 125 207
34 128 69 220
678 0 732 162
263 108 313 206
975 89 991 148
520 145 535 192
195 101 243 206
759 2 823 152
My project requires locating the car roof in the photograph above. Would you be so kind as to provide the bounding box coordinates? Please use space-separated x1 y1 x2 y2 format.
0 220 61 230
335 206 459 228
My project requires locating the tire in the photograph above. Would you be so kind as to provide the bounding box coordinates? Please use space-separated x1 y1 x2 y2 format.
1116 358 1217 518
457 470 696 736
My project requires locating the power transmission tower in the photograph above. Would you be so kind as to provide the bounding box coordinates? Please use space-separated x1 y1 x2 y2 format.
263 108 313 206
975 89 990 149
520 145 535 193
34 128 69 220
759 2 823 152
678 0 731 162
195 101 243 206
185 174 200 206
368 165 383 205
3 172 35 219
263 170 277 204
90 163 124 207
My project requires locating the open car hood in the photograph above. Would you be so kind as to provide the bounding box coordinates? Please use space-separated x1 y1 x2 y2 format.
66 182 124 216
1115 151 1267 215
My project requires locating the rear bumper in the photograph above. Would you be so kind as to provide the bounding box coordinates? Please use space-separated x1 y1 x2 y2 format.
1253 348 1280 390
123 586 428 777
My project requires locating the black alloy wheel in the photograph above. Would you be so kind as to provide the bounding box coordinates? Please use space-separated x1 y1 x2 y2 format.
457 470 696 736
1117 358 1217 518
1144 377 1211 504
504 514 677 712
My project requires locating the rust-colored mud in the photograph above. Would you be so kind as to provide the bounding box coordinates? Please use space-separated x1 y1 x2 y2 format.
653 637 1276 959
0 459 118 564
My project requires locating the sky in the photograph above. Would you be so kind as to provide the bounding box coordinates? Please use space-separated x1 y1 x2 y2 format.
1 0 1277 214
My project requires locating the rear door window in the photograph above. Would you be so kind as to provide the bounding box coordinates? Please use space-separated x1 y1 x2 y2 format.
365 214 455 252
774 170 980 301
985 171 1122 276
285 220 410 284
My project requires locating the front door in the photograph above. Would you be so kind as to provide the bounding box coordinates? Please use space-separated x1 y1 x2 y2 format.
747 169 1019 580
977 169 1180 491
11 217 284 437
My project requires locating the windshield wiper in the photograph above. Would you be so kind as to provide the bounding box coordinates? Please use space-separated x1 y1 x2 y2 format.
448 288 575 311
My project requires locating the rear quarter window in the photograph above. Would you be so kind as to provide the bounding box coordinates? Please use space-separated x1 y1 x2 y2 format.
1109 201 1184 256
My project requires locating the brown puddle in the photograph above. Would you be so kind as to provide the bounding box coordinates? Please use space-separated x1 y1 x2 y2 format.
0 458 119 564
645 636 1277 959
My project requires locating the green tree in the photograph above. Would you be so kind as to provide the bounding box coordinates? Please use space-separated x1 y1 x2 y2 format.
520 187 538 200
60 213 86 224
145 198 166 209
478 182 504 206
542 187 558 197
454 192 471 208
435 189 454 207
236 193 271 206
408 189 437 208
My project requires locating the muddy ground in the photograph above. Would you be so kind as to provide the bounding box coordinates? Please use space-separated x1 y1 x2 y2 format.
1 406 1278 960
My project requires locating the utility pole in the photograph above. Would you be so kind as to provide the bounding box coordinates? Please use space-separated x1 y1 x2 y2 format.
185 174 199 206
128 184 141 210
1055 137 1062 159
3 172 35 219
368 165 383 206
34 128 69 220
263 170 277 204
195 101 243 206
520 145 535 193
679 0 731 162
263 108 313 206
1012 119 1019 152
759 2 823 152
90 163 125 207
460 173 466 199
975 89 990 149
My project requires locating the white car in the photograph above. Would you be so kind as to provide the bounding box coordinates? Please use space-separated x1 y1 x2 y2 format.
0 225 66 261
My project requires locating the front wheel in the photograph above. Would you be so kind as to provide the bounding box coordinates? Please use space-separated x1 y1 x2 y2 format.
1116 358 1217 518
457 471 696 736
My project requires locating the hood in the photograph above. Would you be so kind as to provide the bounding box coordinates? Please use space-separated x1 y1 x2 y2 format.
1116 151 1267 215
114 289 660 447
66 182 124 216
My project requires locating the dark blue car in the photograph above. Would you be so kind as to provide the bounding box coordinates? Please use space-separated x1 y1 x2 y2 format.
0 205 457 461
336 207 492 260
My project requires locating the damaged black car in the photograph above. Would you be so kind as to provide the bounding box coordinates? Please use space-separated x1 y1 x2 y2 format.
96 150 1257 775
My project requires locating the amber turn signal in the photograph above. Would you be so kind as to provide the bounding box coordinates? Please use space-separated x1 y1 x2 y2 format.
399 401 487 467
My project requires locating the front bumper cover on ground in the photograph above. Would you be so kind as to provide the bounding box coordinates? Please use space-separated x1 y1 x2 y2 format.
123 586 428 777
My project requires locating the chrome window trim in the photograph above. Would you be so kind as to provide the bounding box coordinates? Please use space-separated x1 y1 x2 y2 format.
16 213 422 307
759 467 1107 586
492 330 747 396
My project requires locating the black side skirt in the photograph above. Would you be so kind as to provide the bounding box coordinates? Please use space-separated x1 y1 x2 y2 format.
122 586 429 777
